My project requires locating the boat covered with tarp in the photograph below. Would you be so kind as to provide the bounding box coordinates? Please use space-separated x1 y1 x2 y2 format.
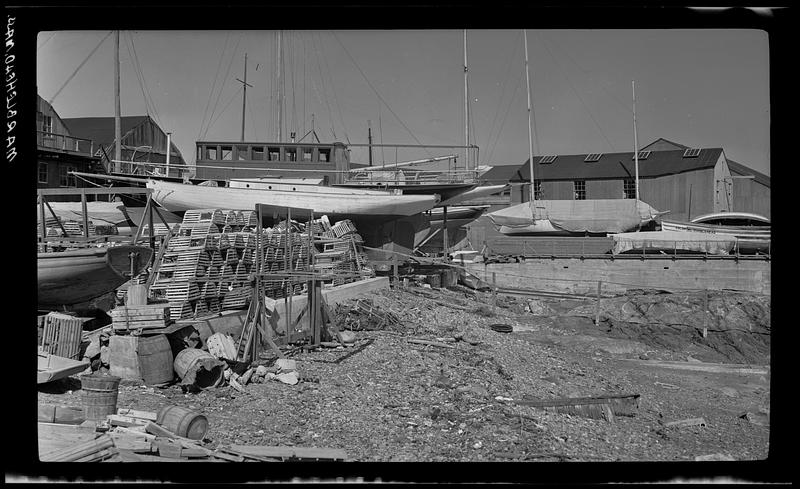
487 199 663 236
660 211 770 254
609 230 738 255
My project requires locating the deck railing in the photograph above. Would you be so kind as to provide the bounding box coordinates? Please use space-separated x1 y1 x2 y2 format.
37 131 94 156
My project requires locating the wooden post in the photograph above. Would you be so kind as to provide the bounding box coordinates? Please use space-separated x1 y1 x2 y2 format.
492 272 497 310
39 193 47 252
703 289 709 338
393 256 399 283
81 189 89 238
287 207 293 335
148 194 155 255
594 281 603 326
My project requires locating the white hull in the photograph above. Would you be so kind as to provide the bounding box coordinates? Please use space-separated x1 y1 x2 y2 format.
147 179 439 219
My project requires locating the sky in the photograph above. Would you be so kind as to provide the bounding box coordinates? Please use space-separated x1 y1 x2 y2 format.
36 29 770 175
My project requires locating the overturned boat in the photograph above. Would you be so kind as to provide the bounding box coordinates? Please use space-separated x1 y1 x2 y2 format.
660 211 770 254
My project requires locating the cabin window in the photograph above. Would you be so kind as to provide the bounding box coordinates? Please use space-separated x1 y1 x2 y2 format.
252 146 264 160
268 147 281 161
38 162 48 183
205 146 218 160
285 147 297 162
236 145 249 160
59 165 77 187
318 148 331 163
221 146 233 161
573 180 586 200
623 178 636 199
301 147 313 162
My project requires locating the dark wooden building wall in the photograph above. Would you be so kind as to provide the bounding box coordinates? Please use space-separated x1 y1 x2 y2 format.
733 179 771 219
586 179 621 199
36 97 71 136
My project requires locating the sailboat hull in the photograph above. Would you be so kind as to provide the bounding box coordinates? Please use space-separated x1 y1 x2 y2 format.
38 245 153 308
147 180 439 220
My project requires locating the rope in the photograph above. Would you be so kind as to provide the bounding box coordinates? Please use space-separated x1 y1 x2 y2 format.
48 31 113 106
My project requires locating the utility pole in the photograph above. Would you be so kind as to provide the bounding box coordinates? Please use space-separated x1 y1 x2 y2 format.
236 53 253 142
632 80 640 201
114 31 121 173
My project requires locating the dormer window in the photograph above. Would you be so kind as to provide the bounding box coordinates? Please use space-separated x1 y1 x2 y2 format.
683 148 701 158
539 155 557 164
632 151 651 160
584 153 602 162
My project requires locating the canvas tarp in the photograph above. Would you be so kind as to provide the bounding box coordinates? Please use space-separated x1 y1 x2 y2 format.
610 230 737 255
486 199 661 234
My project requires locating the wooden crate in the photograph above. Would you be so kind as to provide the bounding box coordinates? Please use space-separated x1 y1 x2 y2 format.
40 313 86 360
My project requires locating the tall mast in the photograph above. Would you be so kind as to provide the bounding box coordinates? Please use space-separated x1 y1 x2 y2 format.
278 31 284 142
632 80 640 201
523 30 536 205
114 31 121 173
236 53 253 142
463 29 469 172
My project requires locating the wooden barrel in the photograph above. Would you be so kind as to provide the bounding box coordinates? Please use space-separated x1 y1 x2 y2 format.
156 405 209 440
80 374 120 421
137 334 174 385
173 349 223 389
126 284 149 306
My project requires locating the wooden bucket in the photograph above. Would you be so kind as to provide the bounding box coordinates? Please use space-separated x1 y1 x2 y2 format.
173 349 224 389
156 405 209 440
137 335 174 385
80 374 120 421
126 284 149 306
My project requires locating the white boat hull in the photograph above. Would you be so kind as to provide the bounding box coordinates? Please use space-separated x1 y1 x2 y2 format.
660 220 770 254
147 179 439 219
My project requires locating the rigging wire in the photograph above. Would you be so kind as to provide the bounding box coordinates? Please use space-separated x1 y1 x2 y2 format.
483 31 523 162
198 32 231 140
127 32 163 128
486 64 524 165
48 31 113 106
202 34 242 140
310 33 338 141
206 86 244 135
330 31 433 157
537 32 617 153
122 34 150 119
37 32 56 51
322 32 351 145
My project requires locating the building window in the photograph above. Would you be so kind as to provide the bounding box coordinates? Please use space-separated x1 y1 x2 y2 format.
268 147 281 161
221 146 233 161
623 178 636 199
534 181 543 200
632 151 651 160
252 146 264 160
236 145 249 160
40 114 53 133
59 165 77 187
38 162 48 184
584 153 602 162
318 148 331 163
285 147 297 162
539 155 557 164
301 147 313 162
573 180 586 200
683 148 700 158
205 146 218 160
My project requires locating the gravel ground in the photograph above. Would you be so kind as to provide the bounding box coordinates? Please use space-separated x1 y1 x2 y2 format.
37 285 771 469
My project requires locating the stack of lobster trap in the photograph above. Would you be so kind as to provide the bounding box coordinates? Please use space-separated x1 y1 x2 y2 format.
147 209 372 321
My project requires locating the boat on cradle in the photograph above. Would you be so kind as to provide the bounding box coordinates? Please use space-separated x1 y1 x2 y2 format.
426 205 490 231
609 230 738 255
38 244 153 309
659 211 770 254
487 199 663 236
145 178 439 221
38 348 90 384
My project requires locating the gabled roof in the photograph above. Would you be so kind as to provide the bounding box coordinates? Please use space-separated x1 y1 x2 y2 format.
726 158 770 187
479 164 526 184
640 138 690 152
514 148 723 182
61 116 151 148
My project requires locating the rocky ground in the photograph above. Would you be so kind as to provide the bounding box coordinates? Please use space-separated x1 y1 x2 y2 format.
37 284 771 470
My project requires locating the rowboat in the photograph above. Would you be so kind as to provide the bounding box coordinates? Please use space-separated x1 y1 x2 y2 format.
145 178 439 221
38 245 153 308
38 348 89 384
660 211 770 254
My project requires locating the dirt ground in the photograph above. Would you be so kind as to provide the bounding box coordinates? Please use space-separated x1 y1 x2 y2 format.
36 284 771 472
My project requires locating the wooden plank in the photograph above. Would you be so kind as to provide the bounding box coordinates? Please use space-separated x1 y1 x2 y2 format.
407 338 456 349
107 414 149 427
38 422 98 457
40 434 114 462
38 186 152 196
226 444 347 461
116 408 158 421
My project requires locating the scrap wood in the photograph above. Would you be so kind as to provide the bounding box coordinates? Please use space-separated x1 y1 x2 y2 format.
223 444 347 461
38 421 99 457
107 414 149 427
408 338 456 349
40 434 114 462
665 417 707 428
116 408 158 421
308 338 375 364
517 393 640 419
